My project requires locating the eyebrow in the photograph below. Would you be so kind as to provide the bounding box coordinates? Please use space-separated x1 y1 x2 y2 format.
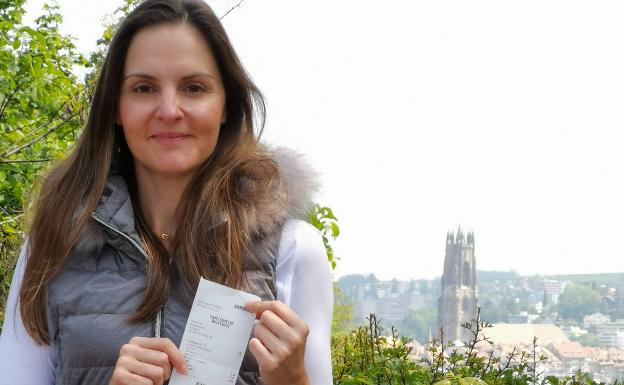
122 72 216 81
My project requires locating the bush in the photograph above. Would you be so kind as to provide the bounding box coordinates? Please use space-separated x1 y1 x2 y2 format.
0 237 19 327
331 312 612 385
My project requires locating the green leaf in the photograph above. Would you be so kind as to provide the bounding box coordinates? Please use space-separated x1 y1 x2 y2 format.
103 26 113 41
324 206 337 220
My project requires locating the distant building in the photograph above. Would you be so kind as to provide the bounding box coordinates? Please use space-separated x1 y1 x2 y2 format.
597 320 624 348
583 313 611 329
534 301 544 314
508 311 540 324
437 227 479 342
350 280 437 325
540 279 567 304
549 342 593 374
482 323 569 346
561 325 587 339
375 295 419 326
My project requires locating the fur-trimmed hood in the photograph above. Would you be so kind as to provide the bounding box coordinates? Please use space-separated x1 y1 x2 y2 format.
75 146 320 254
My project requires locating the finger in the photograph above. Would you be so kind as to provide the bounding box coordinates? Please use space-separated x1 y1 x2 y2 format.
245 301 304 330
130 337 187 374
248 337 277 371
133 347 173 380
253 321 288 358
111 367 153 385
119 343 173 379
117 355 166 385
257 310 298 342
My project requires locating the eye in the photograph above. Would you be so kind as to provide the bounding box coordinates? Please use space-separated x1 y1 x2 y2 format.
133 84 154 93
184 84 205 93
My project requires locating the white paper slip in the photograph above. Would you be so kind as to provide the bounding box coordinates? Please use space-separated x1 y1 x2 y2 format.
169 278 260 385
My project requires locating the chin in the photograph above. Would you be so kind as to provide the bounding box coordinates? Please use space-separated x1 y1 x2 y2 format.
144 162 198 177
137 156 206 178
159 166 201 178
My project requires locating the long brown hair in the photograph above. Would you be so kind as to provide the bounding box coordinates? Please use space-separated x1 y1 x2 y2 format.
20 0 277 344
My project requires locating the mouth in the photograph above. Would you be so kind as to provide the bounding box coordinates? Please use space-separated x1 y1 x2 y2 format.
150 133 191 143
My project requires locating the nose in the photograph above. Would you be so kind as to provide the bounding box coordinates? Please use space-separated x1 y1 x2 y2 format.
154 90 183 121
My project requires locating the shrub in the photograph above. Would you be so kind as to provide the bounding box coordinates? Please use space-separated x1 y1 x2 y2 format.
331 312 612 385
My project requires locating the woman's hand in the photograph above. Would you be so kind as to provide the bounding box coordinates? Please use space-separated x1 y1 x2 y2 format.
245 300 311 385
109 337 187 385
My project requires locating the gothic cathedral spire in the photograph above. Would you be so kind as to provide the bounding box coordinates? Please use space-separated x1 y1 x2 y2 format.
437 227 479 342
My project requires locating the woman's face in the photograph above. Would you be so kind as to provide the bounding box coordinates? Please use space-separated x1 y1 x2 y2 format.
117 23 226 180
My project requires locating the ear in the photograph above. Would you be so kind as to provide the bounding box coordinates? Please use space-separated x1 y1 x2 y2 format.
221 109 227 125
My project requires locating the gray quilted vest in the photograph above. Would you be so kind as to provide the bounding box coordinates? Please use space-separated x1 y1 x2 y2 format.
45 147 317 385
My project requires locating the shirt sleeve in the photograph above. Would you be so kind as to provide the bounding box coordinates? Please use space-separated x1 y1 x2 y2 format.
0 241 56 384
275 219 333 385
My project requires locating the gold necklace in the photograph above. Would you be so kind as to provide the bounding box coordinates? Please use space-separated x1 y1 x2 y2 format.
160 233 170 240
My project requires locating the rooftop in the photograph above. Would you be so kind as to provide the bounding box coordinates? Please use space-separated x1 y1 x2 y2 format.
482 323 569 346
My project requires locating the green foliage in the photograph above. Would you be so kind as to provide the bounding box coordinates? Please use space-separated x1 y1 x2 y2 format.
558 283 602 323
476 271 519 284
399 307 437 344
479 299 507 324
333 283 355 337
544 273 624 286
307 204 340 269
0 3 88 227
331 310 609 385
332 314 424 385
0 0 90 327
434 377 488 385
570 333 600 347
0 236 19 324
610 291 624 320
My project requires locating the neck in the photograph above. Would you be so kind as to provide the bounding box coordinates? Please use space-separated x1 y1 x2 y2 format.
134 168 194 238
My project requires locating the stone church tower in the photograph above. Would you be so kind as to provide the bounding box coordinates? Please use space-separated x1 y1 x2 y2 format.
437 227 479 342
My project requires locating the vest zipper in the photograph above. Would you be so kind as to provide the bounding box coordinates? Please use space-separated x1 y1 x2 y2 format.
90 211 163 338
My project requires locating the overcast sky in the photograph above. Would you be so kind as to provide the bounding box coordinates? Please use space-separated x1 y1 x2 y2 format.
24 0 624 280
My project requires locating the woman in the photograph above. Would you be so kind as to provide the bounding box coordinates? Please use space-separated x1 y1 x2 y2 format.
0 0 332 384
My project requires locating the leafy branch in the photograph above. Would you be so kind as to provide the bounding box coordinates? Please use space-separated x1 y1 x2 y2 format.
0 112 78 159
4 97 72 137
0 214 24 226
0 159 52 164
0 81 24 121
461 307 493 368
306 204 340 269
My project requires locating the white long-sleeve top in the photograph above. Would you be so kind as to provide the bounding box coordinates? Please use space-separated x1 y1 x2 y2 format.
0 219 333 385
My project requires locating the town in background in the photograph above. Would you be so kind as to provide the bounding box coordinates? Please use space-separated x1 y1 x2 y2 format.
336 229 624 382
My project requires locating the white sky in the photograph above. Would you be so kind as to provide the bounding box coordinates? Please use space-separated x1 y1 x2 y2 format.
24 0 624 280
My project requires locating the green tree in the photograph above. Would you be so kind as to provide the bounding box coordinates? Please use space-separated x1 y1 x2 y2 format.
480 299 507 323
571 333 600 347
611 289 624 320
332 283 354 336
399 307 437 344
559 283 602 323
0 0 89 325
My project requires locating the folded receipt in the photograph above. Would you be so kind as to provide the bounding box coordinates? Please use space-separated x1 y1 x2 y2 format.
169 278 260 385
